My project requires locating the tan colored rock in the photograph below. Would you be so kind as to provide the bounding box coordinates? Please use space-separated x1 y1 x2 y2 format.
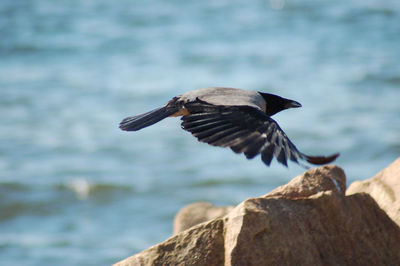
347 157 400 226
173 202 234 234
266 164 346 199
115 218 225 266
115 165 400 266
225 187 400 266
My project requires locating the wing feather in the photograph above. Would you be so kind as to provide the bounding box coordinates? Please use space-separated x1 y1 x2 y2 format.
181 100 338 167
187 120 231 134
200 127 243 144
211 130 251 147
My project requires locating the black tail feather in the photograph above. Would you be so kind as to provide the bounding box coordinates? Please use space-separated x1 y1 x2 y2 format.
119 106 176 131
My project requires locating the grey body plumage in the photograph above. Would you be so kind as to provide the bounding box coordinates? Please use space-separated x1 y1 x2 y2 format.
179 87 267 111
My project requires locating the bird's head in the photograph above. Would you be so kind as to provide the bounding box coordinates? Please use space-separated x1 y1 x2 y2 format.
258 92 302 116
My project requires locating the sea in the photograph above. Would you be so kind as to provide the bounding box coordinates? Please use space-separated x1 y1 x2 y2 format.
1 0 399 265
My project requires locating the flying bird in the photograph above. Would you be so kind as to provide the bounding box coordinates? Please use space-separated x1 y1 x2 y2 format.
119 87 339 167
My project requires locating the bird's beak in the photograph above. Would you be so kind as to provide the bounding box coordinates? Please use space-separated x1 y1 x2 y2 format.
285 100 302 109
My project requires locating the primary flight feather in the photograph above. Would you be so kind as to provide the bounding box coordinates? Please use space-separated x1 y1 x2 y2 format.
119 87 339 167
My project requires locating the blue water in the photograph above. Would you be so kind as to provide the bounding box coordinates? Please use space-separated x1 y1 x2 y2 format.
1 0 399 265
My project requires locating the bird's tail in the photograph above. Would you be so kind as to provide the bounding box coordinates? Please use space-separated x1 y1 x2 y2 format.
119 106 177 131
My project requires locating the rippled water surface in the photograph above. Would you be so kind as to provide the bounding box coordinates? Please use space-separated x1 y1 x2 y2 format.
1 0 400 265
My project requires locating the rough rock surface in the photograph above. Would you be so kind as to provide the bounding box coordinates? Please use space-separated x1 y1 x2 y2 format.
115 164 400 266
347 157 400 226
116 219 225 266
173 202 233 234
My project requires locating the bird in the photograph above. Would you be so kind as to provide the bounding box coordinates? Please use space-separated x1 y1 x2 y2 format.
119 87 339 167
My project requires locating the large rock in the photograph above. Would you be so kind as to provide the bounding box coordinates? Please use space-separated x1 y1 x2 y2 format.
347 157 400 226
115 165 400 266
116 218 225 266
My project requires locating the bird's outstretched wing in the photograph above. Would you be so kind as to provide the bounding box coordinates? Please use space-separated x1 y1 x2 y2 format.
181 99 339 167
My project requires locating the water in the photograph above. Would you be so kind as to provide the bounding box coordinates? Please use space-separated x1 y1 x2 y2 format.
1 0 399 264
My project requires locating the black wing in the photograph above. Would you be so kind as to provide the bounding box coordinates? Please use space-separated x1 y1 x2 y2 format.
181 100 339 167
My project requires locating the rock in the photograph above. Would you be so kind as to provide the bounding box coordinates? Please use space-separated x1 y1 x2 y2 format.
173 202 234 234
115 218 225 266
347 157 400 226
114 165 400 266
266 165 346 199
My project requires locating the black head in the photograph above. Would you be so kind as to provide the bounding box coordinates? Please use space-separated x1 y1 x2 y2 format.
258 92 302 116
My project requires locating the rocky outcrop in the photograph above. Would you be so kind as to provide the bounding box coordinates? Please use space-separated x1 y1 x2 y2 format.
117 218 225 266
347 157 400 226
115 162 400 266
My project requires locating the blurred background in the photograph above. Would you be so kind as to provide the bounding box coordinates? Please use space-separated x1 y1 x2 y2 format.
1 0 399 265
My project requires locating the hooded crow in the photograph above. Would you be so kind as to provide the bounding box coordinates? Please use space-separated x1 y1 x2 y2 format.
119 87 339 167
